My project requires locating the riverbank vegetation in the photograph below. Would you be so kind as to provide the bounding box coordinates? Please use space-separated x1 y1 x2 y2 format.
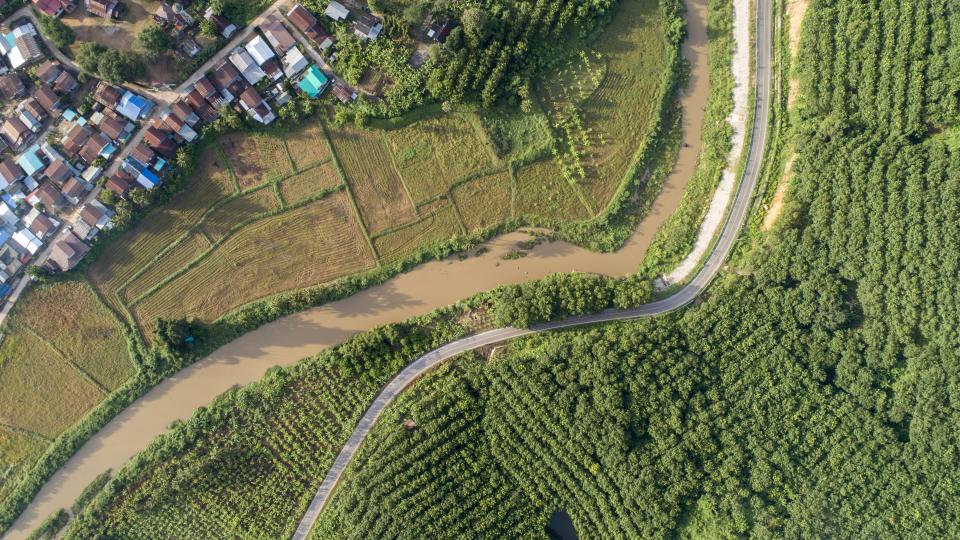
0 281 133 504
1 0 685 531
61 0 960 536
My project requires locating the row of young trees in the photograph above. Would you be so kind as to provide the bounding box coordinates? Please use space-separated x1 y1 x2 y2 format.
426 0 617 107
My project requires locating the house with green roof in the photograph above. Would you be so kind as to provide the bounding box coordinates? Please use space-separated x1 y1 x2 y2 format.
298 65 329 98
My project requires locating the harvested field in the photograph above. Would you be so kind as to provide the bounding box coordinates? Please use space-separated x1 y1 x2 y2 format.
200 188 279 242
88 150 234 301
122 233 211 304
382 115 496 203
0 426 47 503
327 124 416 234
0 332 103 438
451 172 513 233
133 193 376 328
280 162 342 205
284 122 332 170
577 0 668 208
12 281 133 391
219 132 293 189
373 199 462 265
514 159 591 221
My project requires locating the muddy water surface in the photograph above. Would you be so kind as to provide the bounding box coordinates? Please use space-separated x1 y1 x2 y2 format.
4 0 709 536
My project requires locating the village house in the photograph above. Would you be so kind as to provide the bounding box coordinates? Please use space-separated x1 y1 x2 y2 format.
60 176 86 205
31 0 74 17
238 86 276 125
24 208 57 240
0 242 24 283
210 60 246 102
30 181 64 213
143 124 177 159
0 73 26 101
353 13 382 40
187 94 217 123
170 100 200 127
52 69 79 94
93 82 123 108
332 81 356 104
36 60 62 85
46 229 89 271
122 157 162 189
34 85 63 116
12 228 43 256
154 2 194 34
116 91 154 122
160 110 197 142
0 159 25 191
77 201 113 239
78 131 113 165
2 116 33 150
0 201 17 228
43 158 73 186
230 47 266 85
1 24 45 69
16 99 46 132
104 170 133 199
324 1 348 22
85 0 120 19
93 109 132 142
204 7 237 38
298 64 329 98
283 47 308 78
287 4 334 52
427 17 456 43
129 142 155 168
193 75 228 108
62 123 92 158
261 16 296 54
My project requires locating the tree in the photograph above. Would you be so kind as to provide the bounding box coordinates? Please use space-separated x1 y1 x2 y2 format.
38 15 75 49
97 50 145 83
75 42 106 74
199 19 218 39
461 7 489 44
136 25 171 59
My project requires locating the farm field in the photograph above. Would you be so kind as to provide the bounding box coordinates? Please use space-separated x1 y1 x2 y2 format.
81 0 670 342
0 281 133 503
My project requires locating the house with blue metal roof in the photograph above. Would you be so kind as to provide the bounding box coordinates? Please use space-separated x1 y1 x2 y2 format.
117 91 154 122
17 145 45 177
122 157 162 189
298 65 329 98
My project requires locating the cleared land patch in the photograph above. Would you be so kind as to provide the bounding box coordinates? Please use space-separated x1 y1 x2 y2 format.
514 159 591 221
382 115 497 203
132 193 375 329
200 188 280 242
88 150 235 307
12 281 133 390
122 232 212 304
284 122 333 170
280 162 342 205
218 132 293 189
0 332 103 439
373 199 462 265
327 124 417 234
480 109 554 164
451 172 513 233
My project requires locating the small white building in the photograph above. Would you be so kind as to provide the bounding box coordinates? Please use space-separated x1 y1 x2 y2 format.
12 228 42 255
282 47 308 78
229 48 266 85
324 1 349 21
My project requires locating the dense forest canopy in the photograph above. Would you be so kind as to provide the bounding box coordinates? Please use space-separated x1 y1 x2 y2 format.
59 0 960 537
317 0 960 536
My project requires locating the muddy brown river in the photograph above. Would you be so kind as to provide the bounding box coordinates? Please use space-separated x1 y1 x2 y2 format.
4 0 709 536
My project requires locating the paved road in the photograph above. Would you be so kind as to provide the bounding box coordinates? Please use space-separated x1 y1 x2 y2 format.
290 0 772 537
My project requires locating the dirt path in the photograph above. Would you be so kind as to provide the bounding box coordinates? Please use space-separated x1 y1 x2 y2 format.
3 0 714 536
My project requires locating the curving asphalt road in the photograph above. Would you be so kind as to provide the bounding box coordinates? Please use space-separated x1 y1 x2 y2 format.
290 0 773 537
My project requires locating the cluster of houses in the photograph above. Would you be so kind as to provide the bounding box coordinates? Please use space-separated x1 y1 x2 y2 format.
0 23 158 288
0 22 44 71
33 0 117 19
323 0 382 41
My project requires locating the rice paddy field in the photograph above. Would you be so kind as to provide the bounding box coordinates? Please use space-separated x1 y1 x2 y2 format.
0 280 133 502
81 0 668 341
